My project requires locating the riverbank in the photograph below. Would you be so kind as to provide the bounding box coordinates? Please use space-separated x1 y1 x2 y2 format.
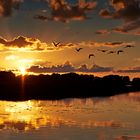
0 71 140 101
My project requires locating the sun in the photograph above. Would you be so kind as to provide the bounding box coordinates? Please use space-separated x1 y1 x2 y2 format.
19 67 26 76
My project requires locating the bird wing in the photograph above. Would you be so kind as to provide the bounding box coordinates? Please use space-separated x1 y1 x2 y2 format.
75 48 79 52
56 42 60 46
53 42 56 46
53 42 60 47
89 54 94 59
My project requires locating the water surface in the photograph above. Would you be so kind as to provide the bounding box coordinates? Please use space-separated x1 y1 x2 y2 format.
0 92 140 140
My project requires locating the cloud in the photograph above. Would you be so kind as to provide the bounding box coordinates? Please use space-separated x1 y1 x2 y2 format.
34 15 52 21
0 36 33 47
27 62 113 73
34 0 97 23
0 36 77 52
100 0 140 34
27 61 75 73
115 135 140 140
105 42 124 46
113 18 140 34
95 29 110 35
110 0 140 21
89 64 113 72
33 59 52 67
99 9 112 18
0 36 47 52
78 41 133 48
135 30 140 35
5 55 19 60
77 64 113 72
117 66 140 73
34 40 134 50
0 0 23 17
103 0 140 21
0 36 134 53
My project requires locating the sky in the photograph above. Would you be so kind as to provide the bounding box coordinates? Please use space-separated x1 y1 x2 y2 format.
0 0 140 73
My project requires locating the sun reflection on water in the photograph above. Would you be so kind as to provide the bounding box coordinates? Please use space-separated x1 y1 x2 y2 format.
5 101 33 113
0 93 139 132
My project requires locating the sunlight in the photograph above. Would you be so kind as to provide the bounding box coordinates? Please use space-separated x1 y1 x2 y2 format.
5 101 33 113
20 67 26 76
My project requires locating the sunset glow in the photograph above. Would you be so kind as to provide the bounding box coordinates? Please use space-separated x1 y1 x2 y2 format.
0 0 138 74
5 101 33 113
19 67 26 76
0 94 139 132
0 1 139 139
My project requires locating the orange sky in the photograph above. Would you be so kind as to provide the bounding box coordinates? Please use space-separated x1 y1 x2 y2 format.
0 0 139 74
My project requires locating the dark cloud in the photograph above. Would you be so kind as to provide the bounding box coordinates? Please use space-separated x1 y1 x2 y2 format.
0 36 34 47
28 61 75 73
78 41 132 48
89 64 113 72
105 42 124 46
117 66 140 73
0 0 23 17
99 9 112 18
100 0 140 33
35 0 97 23
111 0 140 21
101 0 140 21
0 36 134 53
115 135 140 140
0 36 48 52
34 15 52 21
77 64 113 72
76 64 89 72
27 62 113 73
113 19 140 33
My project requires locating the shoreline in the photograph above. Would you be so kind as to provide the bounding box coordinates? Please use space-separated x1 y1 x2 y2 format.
0 71 139 101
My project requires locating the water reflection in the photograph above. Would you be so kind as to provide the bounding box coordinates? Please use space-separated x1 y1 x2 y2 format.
0 92 140 139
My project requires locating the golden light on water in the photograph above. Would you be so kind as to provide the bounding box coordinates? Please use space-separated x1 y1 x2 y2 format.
0 93 139 132
5 101 33 113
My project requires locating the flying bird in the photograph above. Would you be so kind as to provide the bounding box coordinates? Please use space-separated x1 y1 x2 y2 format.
75 48 83 52
89 54 95 59
124 45 135 49
97 49 108 53
107 51 116 54
117 50 124 54
53 42 60 47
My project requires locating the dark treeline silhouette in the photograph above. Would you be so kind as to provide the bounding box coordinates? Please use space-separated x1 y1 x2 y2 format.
0 71 140 101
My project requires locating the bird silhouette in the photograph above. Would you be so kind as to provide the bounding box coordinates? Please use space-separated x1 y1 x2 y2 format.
75 48 83 52
89 54 95 59
97 49 108 53
53 42 60 47
124 45 135 49
107 51 116 54
117 50 124 54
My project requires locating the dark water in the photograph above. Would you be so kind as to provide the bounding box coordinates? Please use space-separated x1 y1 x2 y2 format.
0 92 140 140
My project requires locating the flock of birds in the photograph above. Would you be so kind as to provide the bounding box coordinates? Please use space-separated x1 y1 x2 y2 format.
52 42 135 59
